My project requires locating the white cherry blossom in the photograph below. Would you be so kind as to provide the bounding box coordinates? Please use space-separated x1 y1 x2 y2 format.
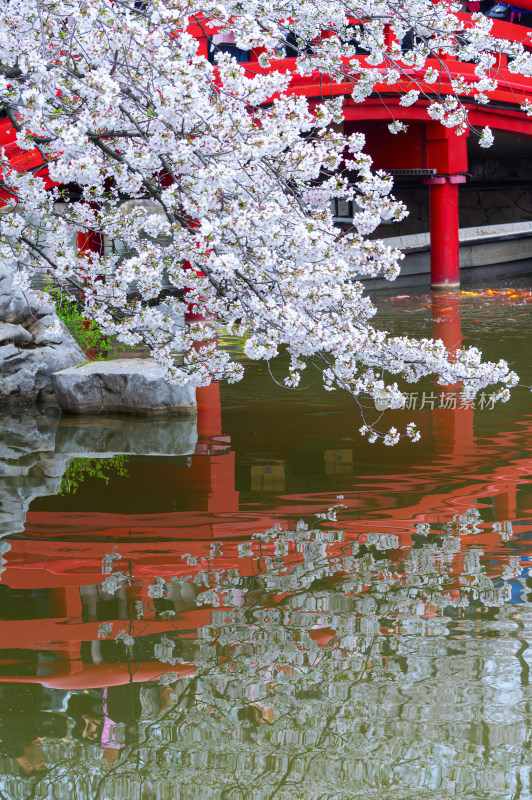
0 0 524 443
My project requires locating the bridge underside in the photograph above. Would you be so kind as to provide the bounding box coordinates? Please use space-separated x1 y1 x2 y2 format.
340 101 532 288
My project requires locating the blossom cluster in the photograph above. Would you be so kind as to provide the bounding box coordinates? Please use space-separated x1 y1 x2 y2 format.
0 0 524 443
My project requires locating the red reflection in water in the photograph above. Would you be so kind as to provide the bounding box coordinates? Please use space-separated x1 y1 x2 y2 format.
432 294 475 457
0 303 530 688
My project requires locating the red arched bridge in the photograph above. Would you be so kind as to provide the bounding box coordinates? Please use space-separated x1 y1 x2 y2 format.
1 13 532 290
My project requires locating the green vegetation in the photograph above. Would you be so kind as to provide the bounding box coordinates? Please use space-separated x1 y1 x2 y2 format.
46 283 118 359
59 455 129 495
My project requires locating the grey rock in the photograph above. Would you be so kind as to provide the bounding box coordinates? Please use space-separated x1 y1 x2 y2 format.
53 359 197 416
0 457 69 537
0 343 20 362
0 287 31 325
0 322 32 346
33 296 56 318
0 270 85 403
28 314 66 345
0 339 85 404
0 276 55 325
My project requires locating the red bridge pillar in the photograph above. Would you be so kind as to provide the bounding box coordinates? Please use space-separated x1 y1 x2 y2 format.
425 126 468 290
427 177 460 289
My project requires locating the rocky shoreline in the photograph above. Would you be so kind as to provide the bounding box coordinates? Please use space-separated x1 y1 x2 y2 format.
0 268 196 416
0 266 84 404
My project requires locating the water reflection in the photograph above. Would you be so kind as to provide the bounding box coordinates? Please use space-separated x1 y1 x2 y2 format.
0 412 197 536
1 288 532 797
0 516 530 798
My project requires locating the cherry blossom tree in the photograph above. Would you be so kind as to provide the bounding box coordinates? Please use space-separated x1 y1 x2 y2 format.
0 0 523 441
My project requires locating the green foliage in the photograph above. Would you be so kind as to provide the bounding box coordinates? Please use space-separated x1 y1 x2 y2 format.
59 455 129 496
46 283 116 359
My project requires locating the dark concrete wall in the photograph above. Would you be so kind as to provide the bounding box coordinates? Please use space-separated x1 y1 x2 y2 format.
373 179 532 238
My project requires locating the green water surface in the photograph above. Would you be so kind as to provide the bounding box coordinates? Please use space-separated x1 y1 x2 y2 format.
0 285 531 799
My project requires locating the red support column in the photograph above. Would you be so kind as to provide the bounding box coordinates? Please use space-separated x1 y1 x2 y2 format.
77 230 104 258
77 217 105 358
425 125 468 291
428 178 460 290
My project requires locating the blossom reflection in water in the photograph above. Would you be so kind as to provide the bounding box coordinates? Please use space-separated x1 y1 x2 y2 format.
1 292 532 798
0 513 531 800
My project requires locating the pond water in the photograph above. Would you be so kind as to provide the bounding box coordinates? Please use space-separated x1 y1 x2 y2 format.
1 285 532 799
